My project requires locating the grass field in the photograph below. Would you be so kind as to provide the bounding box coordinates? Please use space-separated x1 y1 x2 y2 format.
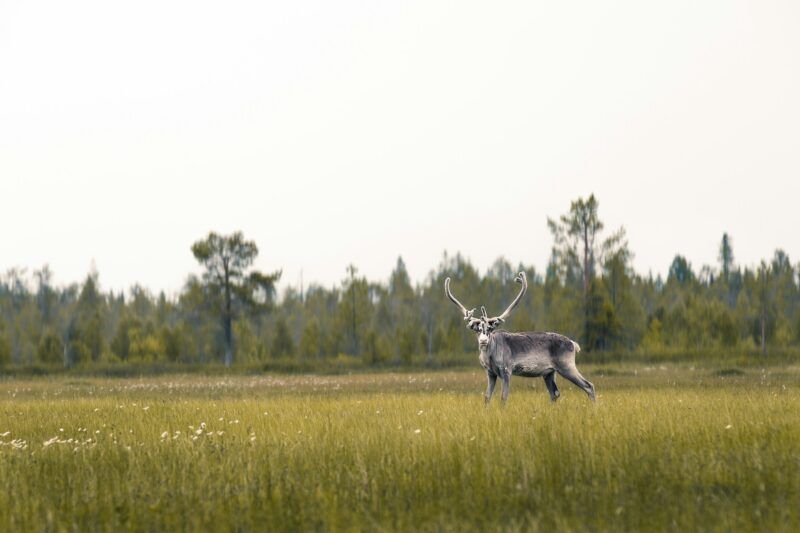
1 365 799 531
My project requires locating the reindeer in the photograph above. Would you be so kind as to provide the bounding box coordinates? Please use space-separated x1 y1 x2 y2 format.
445 272 595 404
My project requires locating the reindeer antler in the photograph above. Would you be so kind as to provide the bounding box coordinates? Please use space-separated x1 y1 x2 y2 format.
486 272 527 327
444 277 476 322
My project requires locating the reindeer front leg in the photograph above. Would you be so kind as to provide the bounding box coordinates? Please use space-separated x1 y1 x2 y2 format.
500 371 511 405
485 372 497 406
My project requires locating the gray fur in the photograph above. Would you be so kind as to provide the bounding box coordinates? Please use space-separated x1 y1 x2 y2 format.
480 330 595 404
543 372 560 401
445 272 595 404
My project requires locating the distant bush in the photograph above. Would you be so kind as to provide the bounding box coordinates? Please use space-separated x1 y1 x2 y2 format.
715 368 745 376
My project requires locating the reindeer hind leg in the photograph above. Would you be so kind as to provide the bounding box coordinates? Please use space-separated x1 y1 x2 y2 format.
557 365 596 402
543 371 560 402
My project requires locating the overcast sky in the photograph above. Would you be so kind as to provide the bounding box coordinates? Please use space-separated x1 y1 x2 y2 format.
1 1 798 296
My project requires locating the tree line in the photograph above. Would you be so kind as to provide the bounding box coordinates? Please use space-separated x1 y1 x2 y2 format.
1 195 799 369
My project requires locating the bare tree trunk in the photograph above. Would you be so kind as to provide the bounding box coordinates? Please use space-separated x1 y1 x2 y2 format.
760 263 768 357
351 292 357 356
582 224 590 344
350 268 358 356
223 262 233 367
223 314 233 367
583 226 590 300
62 319 74 368
426 319 433 364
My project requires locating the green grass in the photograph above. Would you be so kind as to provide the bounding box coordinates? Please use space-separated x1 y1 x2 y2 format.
1 365 799 531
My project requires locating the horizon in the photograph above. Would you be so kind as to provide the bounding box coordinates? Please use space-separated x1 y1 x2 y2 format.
2 228 795 300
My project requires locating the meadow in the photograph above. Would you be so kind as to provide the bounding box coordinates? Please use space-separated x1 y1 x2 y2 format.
1 365 799 531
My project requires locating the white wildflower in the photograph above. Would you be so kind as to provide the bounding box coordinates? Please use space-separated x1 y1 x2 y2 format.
161 431 169 439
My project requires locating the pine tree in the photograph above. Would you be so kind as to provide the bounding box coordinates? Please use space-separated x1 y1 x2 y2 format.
271 318 295 358
548 195 626 347
191 231 281 366
719 233 734 282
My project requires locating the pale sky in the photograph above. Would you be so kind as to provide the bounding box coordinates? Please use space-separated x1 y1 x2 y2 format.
2 1 799 296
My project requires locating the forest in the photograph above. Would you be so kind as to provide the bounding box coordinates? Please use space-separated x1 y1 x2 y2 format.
1 195 799 371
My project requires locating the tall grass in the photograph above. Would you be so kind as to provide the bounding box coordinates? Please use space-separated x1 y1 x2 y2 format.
1 368 798 531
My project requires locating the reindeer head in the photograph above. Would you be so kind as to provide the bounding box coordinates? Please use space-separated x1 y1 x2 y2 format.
444 272 527 351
